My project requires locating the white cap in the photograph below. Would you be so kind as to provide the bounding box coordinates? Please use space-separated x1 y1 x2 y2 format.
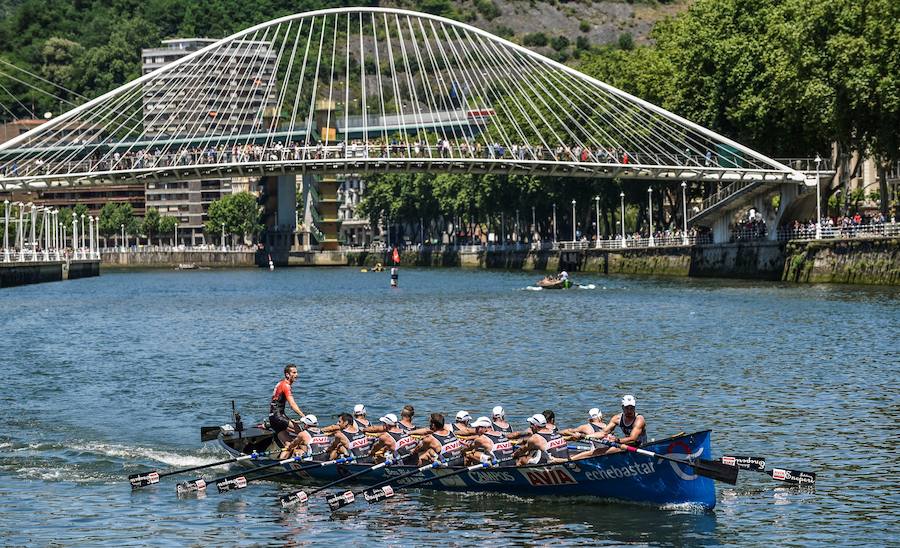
621 395 636 407
527 413 547 427
353 404 366 415
471 416 492 428
455 411 472 422
589 408 603 419
301 415 318 426
492 406 505 418
379 413 398 426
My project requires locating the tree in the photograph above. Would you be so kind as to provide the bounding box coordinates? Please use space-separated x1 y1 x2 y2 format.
98 202 138 243
204 192 261 243
141 207 160 245
159 215 177 244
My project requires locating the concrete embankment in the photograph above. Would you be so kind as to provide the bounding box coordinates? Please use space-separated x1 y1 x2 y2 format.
783 238 900 285
101 250 256 268
1 260 100 288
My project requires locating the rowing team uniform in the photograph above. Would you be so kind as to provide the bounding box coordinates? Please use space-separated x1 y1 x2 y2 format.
342 426 374 464
386 430 418 464
585 422 606 449
268 379 293 434
529 431 569 464
304 427 334 462
432 431 465 467
619 415 647 446
491 420 512 433
483 431 515 466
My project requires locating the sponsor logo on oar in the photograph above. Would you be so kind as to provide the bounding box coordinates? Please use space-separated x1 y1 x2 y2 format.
770 468 816 485
216 476 248 493
720 455 766 471
129 471 160 488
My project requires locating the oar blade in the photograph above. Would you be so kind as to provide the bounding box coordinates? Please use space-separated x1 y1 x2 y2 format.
325 490 355 511
694 459 739 485
216 476 248 493
768 468 816 485
280 490 309 508
175 478 207 495
129 471 160 489
363 485 395 504
720 455 766 471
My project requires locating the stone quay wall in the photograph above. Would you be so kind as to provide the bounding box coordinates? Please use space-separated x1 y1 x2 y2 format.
1 259 100 288
100 250 256 268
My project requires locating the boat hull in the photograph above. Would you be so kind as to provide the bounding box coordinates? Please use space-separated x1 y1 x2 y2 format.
218 430 717 509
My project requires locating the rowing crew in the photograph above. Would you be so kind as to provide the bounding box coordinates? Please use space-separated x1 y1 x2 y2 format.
268 368 647 467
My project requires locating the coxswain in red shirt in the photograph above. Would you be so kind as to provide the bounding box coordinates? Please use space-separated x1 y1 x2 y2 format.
269 364 306 446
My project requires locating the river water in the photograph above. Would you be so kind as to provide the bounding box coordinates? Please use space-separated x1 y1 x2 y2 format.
1 267 897 546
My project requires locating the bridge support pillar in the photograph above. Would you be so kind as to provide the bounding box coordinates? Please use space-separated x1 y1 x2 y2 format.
260 174 297 266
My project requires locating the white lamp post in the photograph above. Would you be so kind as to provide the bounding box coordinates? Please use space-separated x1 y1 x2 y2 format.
222 222 226 250
95 217 100 258
120 223 125 251
30 204 37 260
815 154 822 239
647 187 655 247
80 214 86 258
571 199 577 241
174 222 178 248
42 208 50 261
681 181 689 245
620 192 626 248
552 203 557 244
72 216 79 260
88 216 95 259
3 199 9 262
594 195 600 245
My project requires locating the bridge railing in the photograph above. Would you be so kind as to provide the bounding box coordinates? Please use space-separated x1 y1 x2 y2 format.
778 222 900 242
2 141 800 183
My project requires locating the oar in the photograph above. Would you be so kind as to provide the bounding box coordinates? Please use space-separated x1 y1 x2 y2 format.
281 458 395 507
592 438 738 485
326 460 446 511
364 461 493 503
720 455 816 485
178 454 343 494
129 451 269 489
215 456 355 493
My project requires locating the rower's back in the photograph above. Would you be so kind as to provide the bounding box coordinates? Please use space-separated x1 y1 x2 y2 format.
338 414 374 464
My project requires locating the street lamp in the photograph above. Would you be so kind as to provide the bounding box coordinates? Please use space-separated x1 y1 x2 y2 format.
815 154 822 239
72 216 78 260
552 203 557 244
174 222 179 248
571 199 576 242
120 223 125 251
594 196 600 244
681 181 689 245
3 199 9 262
88 216 94 259
221 222 226 251
620 192 626 248
80 214 86 257
647 187 655 247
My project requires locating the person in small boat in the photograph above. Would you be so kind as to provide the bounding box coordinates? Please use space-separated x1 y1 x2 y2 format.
280 415 333 461
368 413 418 464
561 408 605 440
409 413 465 467
490 406 513 433
466 416 516 466
328 412 374 464
352 404 371 428
512 413 569 465
542 409 559 431
449 410 476 436
570 395 648 460
269 364 306 446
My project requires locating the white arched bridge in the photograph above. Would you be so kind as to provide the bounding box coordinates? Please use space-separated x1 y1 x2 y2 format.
0 7 804 195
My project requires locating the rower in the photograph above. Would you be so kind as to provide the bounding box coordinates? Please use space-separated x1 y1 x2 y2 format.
352 404 370 428
281 415 333 461
368 413 417 464
512 413 569 465
269 364 305 446
410 413 465 467
571 395 648 460
561 408 605 440
467 416 515 466
450 410 476 436
364 404 416 434
490 406 513 433
542 409 558 431
328 412 374 464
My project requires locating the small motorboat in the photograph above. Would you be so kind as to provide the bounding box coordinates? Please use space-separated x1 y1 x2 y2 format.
175 263 198 270
536 277 571 289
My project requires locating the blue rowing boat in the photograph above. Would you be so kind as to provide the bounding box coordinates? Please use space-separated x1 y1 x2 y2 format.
217 428 718 509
